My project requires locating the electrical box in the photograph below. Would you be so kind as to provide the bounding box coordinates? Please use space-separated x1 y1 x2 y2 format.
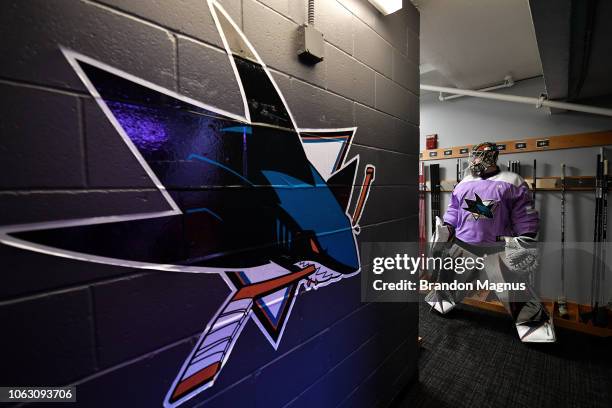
297 24 324 64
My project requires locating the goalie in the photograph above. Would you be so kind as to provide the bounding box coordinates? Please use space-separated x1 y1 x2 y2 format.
425 142 555 343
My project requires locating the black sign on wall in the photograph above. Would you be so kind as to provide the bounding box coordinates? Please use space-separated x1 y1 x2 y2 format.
537 139 550 148
515 142 527 149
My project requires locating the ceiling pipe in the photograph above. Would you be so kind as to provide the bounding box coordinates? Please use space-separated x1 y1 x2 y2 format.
421 83 612 117
439 76 514 101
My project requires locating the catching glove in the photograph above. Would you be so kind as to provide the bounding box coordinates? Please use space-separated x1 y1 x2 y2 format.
502 235 539 274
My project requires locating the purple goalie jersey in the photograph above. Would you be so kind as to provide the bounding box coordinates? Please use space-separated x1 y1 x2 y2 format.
443 171 539 243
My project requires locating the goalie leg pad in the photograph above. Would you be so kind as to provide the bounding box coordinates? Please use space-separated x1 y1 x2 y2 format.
516 319 556 343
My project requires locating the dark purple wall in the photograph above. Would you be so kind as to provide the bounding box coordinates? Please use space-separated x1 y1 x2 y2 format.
0 1 420 407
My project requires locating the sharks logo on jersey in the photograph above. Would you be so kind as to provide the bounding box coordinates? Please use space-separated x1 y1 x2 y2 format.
0 2 376 407
463 193 497 220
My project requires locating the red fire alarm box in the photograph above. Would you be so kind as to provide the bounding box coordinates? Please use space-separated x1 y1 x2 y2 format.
426 134 438 150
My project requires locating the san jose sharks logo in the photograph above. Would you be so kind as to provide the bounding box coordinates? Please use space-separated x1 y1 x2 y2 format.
0 1 376 407
463 193 496 220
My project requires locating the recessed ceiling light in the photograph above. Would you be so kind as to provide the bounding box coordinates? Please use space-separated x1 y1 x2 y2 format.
368 0 402 15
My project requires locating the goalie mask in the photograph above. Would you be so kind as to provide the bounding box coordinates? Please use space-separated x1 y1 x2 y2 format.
468 142 499 177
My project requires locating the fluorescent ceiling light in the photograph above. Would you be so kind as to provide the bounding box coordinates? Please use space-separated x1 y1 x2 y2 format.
368 0 402 15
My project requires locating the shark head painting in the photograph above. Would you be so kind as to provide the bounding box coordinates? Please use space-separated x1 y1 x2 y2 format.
0 1 376 407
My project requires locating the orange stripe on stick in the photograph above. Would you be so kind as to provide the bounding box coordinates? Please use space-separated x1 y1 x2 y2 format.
171 362 221 401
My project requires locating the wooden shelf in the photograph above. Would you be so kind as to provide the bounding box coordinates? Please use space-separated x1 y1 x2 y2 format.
462 294 612 337
420 279 612 336
420 130 612 161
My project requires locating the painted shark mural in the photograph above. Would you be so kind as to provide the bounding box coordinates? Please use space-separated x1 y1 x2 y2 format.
0 1 376 407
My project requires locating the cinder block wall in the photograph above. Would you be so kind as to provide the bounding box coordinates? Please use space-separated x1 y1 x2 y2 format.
0 1 420 407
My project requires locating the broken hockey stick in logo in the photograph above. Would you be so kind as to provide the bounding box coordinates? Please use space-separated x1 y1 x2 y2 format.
166 265 315 404
352 165 376 232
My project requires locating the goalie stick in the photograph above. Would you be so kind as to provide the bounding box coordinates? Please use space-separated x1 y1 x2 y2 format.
558 163 569 318
532 159 537 208
418 161 427 277
583 151 609 327
430 163 441 234
596 157 609 327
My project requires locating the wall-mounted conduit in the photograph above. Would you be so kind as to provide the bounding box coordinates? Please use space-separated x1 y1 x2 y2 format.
308 0 315 26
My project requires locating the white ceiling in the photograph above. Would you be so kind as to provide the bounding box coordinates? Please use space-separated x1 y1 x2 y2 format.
413 0 543 91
